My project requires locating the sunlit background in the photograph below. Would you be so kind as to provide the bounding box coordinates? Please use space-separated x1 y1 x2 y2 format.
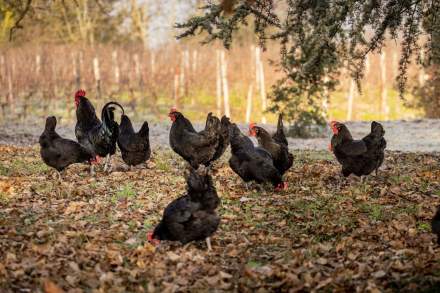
0 0 429 124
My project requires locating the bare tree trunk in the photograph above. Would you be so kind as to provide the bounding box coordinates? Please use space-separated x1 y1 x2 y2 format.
216 50 222 117
220 50 230 117
182 50 191 103
323 74 329 120
112 50 120 87
192 50 198 72
380 51 389 120
133 53 142 88
7 58 14 114
150 51 156 74
392 50 399 80
173 70 179 108
35 53 41 105
93 57 101 99
75 52 82 89
255 47 266 123
0 55 6 119
418 49 426 86
365 54 370 75
179 52 185 99
35 54 41 76
346 79 355 121
245 83 254 123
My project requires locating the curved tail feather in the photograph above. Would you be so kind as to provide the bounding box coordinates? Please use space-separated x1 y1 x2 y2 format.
101 102 125 129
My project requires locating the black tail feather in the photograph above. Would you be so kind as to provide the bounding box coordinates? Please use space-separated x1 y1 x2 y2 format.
101 102 125 127
277 113 284 131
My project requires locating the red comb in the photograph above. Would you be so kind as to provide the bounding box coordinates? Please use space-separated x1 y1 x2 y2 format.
249 122 256 129
75 89 86 99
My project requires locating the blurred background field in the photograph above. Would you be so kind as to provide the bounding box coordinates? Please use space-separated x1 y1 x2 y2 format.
0 0 436 132
0 1 429 126
0 42 425 124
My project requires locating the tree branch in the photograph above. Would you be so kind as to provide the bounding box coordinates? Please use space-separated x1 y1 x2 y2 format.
9 0 33 41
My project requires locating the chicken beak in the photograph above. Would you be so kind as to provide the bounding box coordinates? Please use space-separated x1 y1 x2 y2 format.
168 113 175 122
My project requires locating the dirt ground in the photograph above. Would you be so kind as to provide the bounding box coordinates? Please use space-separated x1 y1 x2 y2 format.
1 119 439 152
1 119 440 292
0 145 440 292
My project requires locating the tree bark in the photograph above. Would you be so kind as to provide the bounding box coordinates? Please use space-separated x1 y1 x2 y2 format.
220 50 230 117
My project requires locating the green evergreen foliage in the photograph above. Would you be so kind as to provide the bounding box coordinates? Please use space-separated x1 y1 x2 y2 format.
177 0 440 128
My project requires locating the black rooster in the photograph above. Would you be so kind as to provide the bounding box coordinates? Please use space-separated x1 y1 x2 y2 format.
74 89 124 174
117 114 151 169
39 116 94 179
330 121 386 178
148 165 220 250
169 108 221 168
229 123 286 191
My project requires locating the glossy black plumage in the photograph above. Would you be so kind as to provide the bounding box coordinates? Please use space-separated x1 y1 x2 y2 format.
152 166 220 243
117 114 151 166
229 123 284 188
39 116 93 171
330 121 386 177
207 115 231 165
250 114 293 175
169 111 220 168
74 91 124 158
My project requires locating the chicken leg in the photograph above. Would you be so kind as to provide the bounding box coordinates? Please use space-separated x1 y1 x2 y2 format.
55 170 63 181
206 237 212 251
103 154 112 172
90 164 95 176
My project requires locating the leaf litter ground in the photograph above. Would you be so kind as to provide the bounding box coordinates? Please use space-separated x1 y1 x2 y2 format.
1 145 440 292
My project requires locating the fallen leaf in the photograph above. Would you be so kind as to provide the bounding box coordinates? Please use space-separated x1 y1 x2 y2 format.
43 280 65 293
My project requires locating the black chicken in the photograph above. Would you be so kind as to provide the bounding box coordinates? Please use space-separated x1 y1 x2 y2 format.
169 108 221 168
432 206 440 244
74 89 124 174
229 123 286 191
249 114 293 175
148 165 220 250
330 121 386 177
117 114 151 169
207 115 231 165
39 116 94 179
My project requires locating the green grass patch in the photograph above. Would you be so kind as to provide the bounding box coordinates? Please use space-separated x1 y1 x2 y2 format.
111 183 137 204
359 203 385 221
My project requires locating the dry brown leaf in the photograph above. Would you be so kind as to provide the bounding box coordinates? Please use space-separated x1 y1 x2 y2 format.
43 279 65 293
